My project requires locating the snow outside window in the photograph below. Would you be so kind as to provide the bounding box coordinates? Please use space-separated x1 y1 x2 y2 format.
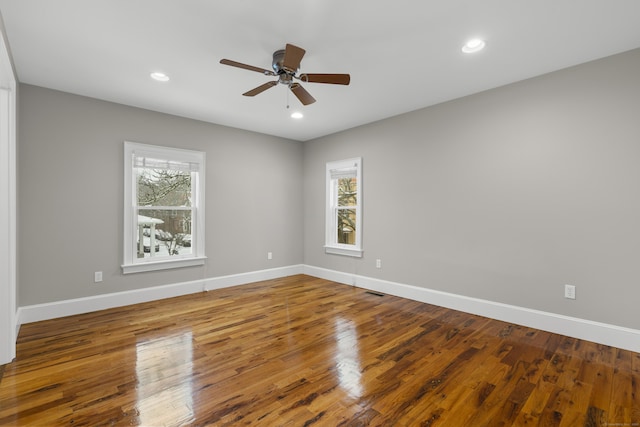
122 142 206 274
325 158 362 257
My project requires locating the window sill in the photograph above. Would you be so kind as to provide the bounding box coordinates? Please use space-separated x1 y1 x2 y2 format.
324 245 363 258
122 256 207 274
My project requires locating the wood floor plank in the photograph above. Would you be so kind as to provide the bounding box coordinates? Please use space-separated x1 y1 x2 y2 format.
1 274 638 426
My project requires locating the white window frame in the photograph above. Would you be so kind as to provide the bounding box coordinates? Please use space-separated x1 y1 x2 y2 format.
122 141 206 274
325 157 363 257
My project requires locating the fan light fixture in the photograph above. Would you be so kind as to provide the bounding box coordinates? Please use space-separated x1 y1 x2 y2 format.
462 39 486 53
291 112 303 119
150 72 170 82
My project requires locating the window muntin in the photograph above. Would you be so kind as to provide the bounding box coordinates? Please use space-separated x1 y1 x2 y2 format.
325 158 362 257
123 142 205 273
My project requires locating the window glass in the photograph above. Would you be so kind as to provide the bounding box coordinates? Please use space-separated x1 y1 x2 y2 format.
325 158 362 257
135 166 193 259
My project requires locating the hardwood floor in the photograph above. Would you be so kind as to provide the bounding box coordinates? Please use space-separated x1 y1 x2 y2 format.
0 275 638 426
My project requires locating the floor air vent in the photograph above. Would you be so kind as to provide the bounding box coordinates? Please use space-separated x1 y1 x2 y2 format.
365 291 385 297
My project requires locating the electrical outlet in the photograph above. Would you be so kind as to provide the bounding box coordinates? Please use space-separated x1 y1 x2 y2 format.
376 259 382 269
267 252 273 260
94 271 103 283
564 284 576 299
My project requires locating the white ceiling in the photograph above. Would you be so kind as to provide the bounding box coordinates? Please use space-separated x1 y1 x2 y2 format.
1 1 640 142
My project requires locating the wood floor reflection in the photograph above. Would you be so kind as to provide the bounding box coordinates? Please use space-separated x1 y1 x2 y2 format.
1 275 638 426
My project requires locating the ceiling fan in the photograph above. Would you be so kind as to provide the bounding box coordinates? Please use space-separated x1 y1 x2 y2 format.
220 43 350 106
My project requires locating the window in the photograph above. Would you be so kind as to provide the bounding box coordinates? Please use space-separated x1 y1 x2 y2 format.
123 142 205 274
325 158 362 257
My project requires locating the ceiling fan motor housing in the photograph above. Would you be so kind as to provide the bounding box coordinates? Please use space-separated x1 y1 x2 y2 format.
272 49 296 84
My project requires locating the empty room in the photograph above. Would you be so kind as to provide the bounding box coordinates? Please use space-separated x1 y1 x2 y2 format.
1 1 639 426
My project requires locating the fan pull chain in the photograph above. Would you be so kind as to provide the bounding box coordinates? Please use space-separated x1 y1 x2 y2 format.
286 84 290 109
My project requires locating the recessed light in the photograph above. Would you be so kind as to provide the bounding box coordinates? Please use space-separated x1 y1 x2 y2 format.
291 112 303 119
462 39 486 53
150 72 170 82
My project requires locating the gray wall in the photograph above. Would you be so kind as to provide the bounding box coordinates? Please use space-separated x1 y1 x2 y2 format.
303 48 640 330
18 49 640 331
18 85 303 305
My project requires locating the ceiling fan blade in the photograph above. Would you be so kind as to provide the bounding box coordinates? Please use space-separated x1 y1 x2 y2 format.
290 83 316 105
299 73 351 85
242 81 278 97
282 44 306 72
220 59 275 76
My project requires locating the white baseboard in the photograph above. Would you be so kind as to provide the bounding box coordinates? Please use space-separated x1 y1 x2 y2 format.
16 263 640 354
202 264 304 291
17 265 304 326
303 265 640 353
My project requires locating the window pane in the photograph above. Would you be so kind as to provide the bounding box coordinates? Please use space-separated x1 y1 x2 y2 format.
136 168 192 207
337 177 357 206
137 208 193 258
337 208 356 245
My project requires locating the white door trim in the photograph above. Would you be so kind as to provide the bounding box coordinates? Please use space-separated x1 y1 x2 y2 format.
0 23 18 365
